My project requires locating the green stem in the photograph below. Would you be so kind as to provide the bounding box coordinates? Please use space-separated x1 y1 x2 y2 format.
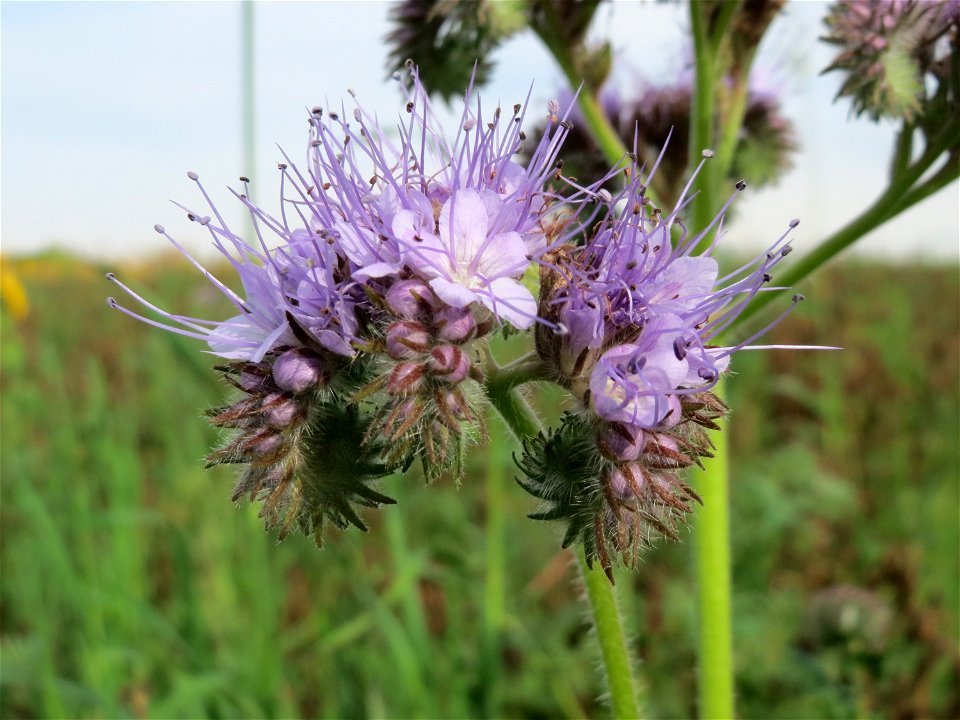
689 0 719 233
482 357 545 442
482 362 641 719
889 123 915 181
735 132 959 329
577 550 642 720
529 2 629 171
692 381 734 720
690 5 736 718
482 417 507 718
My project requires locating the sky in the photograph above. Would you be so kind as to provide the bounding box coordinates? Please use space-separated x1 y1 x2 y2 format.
2 1 957 262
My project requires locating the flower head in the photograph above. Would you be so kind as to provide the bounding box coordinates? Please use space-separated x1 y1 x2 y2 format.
525 154 811 573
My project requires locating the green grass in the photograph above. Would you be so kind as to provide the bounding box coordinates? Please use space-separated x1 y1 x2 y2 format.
1 253 957 718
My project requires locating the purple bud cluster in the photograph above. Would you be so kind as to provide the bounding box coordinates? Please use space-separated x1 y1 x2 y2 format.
205 346 328 503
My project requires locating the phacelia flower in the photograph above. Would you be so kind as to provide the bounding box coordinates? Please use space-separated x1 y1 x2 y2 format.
524 154 811 574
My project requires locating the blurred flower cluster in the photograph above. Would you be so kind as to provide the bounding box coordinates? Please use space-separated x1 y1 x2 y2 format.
822 0 959 122
109 66 804 575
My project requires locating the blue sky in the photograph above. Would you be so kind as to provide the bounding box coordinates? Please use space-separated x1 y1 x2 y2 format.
2 1 957 261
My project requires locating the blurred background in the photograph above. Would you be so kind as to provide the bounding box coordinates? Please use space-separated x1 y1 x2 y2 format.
1 1 958 718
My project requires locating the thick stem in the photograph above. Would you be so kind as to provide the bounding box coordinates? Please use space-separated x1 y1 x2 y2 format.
481 348 548 441
692 381 734 720
577 550 642 720
689 0 719 235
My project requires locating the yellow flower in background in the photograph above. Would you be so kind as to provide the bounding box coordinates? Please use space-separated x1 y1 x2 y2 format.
0 258 30 320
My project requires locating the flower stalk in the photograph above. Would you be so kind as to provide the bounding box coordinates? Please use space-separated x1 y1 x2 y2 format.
483 363 642 719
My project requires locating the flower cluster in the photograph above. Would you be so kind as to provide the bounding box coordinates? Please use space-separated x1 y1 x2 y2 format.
525 155 804 574
822 0 960 121
109 68 807 568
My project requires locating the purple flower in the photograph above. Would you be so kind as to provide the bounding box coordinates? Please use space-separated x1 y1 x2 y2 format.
539 159 801 394
395 188 538 328
107 182 358 362
302 66 575 327
588 315 690 429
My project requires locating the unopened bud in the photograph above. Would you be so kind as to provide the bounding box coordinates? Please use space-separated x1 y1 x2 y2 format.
385 320 432 359
386 279 438 320
272 347 327 393
435 306 476 344
428 345 470 383
607 464 646 499
597 424 646 462
263 394 302 428
387 361 426 395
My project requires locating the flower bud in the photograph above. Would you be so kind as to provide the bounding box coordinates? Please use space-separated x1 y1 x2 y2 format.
239 366 272 393
428 345 470 383
385 320 432 359
607 464 646 500
386 279 438 320
263 394 302 428
272 347 328 393
387 361 426 395
434 306 476 344
597 423 646 462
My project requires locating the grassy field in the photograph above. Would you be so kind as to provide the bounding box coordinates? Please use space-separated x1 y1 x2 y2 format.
1 252 957 719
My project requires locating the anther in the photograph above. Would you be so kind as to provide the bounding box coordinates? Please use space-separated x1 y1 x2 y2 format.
513 103 521 115
187 171 199 181
702 149 715 159
673 337 688 360
698 367 717 381
792 294 805 303
789 218 800 228
353 108 362 121
154 224 165 234
239 176 250 183
735 179 747 191
277 163 287 170
463 117 476 131
311 106 323 116
405 101 414 113
763 273 772 282
780 245 793 256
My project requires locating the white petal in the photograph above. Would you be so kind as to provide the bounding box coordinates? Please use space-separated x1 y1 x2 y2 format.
476 277 537 329
439 189 488 268
429 278 478 308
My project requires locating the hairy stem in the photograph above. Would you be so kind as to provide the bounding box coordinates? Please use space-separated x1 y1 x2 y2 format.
483 361 642 718
692 381 734 720
577 550 642 720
